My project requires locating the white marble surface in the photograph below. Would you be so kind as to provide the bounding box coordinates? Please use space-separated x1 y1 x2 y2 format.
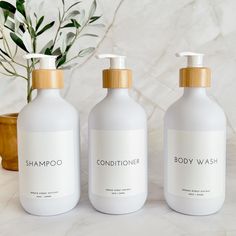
1 0 236 235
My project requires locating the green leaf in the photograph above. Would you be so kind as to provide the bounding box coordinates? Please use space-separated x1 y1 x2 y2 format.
40 40 53 54
52 47 61 55
78 47 95 57
66 1 81 12
10 32 28 52
0 1 16 13
0 48 10 58
36 16 44 31
61 22 74 28
65 44 72 53
71 19 80 28
19 24 25 33
60 33 75 54
89 15 101 24
88 0 97 19
80 33 98 37
66 32 75 44
3 10 9 21
65 10 80 21
57 54 66 67
29 25 36 38
37 21 55 36
4 18 15 31
87 23 105 28
3 10 14 23
45 47 52 55
61 35 67 53
61 19 80 28
16 0 26 18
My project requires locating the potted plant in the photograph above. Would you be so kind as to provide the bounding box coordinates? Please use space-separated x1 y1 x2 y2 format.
0 0 103 170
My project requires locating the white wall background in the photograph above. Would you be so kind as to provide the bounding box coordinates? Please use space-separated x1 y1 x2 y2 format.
1 0 236 188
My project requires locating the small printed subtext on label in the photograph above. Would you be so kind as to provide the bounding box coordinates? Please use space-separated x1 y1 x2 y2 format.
105 188 132 195
182 188 211 197
30 191 59 198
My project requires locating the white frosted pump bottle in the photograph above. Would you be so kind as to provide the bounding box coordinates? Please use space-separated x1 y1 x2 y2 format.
164 52 226 215
88 54 147 214
17 54 80 216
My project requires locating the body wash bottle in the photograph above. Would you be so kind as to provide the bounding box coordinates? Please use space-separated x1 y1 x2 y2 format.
88 54 147 214
164 52 226 215
18 54 80 216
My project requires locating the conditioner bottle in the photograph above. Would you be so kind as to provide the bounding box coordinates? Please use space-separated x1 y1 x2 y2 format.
88 54 147 214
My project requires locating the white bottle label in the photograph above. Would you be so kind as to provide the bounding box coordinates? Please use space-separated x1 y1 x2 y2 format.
19 130 76 199
90 129 146 197
167 129 226 199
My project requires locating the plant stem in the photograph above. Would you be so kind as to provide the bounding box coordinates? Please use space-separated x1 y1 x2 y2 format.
52 4 66 51
0 27 13 58
11 59 27 68
26 60 32 103
0 71 12 77
0 28 27 69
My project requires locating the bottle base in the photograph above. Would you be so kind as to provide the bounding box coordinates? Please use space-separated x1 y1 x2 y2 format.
165 191 224 216
20 193 80 216
89 192 147 215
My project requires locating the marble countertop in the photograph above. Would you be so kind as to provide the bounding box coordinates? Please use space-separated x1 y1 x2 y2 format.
0 139 235 236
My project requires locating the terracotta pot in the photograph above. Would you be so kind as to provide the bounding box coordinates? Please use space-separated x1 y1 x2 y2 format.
0 113 18 171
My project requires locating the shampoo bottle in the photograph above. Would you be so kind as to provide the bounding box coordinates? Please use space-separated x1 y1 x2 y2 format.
18 54 80 216
164 52 226 215
88 54 147 214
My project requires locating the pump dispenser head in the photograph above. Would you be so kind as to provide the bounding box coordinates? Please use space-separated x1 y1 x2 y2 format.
97 54 132 88
24 53 63 89
176 51 211 87
97 54 126 69
176 52 204 67
24 53 57 69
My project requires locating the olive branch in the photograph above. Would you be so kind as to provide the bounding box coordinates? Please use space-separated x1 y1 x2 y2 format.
0 0 103 102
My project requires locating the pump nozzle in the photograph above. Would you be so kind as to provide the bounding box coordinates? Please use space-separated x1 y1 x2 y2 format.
96 54 126 69
176 51 211 87
24 53 57 69
23 53 63 90
96 53 132 88
176 52 204 67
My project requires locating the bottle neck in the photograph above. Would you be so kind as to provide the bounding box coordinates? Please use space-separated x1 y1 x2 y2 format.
183 87 207 98
37 89 61 98
106 88 130 98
